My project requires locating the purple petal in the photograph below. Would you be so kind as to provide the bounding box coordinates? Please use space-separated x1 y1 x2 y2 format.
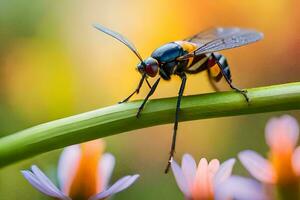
181 154 196 189
214 158 235 186
171 160 190 197
98 153 115 191
57 145 81 193
89 174 139 200
22 170 56 197
31 165 68 198
215 176 269 200
21 169 70 200
238 150 275 183
106 175 139 194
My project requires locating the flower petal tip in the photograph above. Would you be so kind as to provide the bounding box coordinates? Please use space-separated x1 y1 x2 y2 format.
183 153 194 160
214 158 236 186
238 150 275 184
21 170 31 179
171 159 190 197
89 174 140 200
265 115 299 149
216 176 268 200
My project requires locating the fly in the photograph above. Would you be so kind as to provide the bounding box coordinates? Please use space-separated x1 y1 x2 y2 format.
94 24 263 173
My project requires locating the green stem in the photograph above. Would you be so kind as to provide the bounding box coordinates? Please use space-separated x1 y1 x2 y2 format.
276 183 300 200
0 82 300 168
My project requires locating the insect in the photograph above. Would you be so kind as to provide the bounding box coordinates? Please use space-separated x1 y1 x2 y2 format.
94 24 263 173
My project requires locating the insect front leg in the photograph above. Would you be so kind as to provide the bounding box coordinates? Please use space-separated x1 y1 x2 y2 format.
119 73 150 103
165 73 187 173
136 78 160 118
212 53 250 102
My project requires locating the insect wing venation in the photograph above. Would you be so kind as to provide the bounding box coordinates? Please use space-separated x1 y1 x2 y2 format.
179 28 263 60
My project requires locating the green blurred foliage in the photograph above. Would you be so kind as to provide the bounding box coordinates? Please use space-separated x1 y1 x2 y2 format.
0 0 300 199
0 1 43 51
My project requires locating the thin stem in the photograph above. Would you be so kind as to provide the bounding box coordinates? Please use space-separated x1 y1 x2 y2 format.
0 82 300 168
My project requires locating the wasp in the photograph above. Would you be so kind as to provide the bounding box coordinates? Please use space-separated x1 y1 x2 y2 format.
94 24 263 173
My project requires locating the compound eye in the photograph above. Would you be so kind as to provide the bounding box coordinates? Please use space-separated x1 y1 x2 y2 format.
137 63 145 73
145 63 158 77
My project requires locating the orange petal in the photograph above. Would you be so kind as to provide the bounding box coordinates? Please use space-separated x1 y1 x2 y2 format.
292 146 300 176
192 158 215 199
208 159 220 197
208 159 220 176
68 140 105 199
265 115 300 184
265 115 299 154
270 150 298 184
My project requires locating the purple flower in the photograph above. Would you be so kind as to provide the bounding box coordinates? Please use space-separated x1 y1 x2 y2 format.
216 176 270 200
21 140 139 200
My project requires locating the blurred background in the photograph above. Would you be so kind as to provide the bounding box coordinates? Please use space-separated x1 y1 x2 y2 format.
0 0 300 199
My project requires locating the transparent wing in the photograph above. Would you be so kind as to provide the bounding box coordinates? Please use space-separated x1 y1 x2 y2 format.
185 27 241 45
179 28 263 60
194 29 263 54
94 24 144 62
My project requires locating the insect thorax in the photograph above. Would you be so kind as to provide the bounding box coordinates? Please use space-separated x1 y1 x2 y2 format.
151 41 199 80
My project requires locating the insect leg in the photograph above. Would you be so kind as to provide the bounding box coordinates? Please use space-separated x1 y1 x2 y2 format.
119 73 147 103
136 78 160 118
207 69 220 92
212 53 250 102
165 73 187 173
146 79 152 89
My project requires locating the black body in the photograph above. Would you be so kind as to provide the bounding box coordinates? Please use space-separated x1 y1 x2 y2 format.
94 24 263 173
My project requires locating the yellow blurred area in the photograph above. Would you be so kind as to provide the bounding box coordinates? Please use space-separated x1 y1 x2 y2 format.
0 0 300 199
2 39 75 121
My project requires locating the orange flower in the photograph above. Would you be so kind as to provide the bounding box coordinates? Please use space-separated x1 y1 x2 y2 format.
171 154 236 200
22 140 139 200
239 115 300 185
171 155 272 200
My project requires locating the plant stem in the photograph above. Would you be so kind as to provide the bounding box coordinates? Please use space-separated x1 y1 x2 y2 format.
0 82 300 168
276 183 300 200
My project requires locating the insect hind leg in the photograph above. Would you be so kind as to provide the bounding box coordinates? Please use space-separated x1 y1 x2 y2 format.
207 67 222 92
212 53 250 102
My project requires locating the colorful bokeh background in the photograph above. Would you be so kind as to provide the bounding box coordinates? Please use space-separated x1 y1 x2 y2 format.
0 0 300 199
